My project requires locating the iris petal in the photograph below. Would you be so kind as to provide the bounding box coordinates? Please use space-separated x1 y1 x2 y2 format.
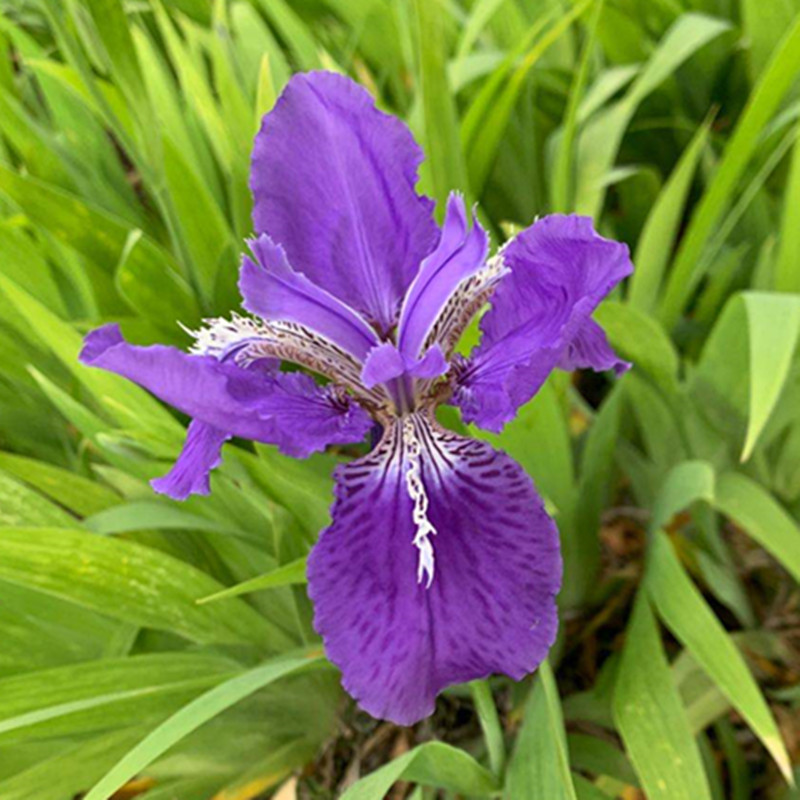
240 234 380 361
454 215 632 432
307 412 561 725
396 193 488 361
251 72 438 331
80 325 372 469
151 420 229 500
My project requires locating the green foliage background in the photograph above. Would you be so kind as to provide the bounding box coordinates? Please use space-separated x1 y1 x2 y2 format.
0 0 799 797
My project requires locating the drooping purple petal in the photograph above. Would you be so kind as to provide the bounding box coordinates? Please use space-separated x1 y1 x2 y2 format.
251 71 438 332
240 234 380 361
396 193 488 361
557 317 630 375
454 215 632 432
80 325 372 460
151 420 230 500
307 412 561 725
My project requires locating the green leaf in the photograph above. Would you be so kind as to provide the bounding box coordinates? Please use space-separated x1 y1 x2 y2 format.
594 301 679 393
0 653 238 740
0 527 290 649
0 167 197 328
775 133 800 292
568 733 638 787
249 0 322 71
659 13 800 328
505 661 578 800
0 273 183 441
647 532 792 781
740 0 800 81
740 292 800 461
613 593 711 800
162 135 236 309
562 386 623 606
82 651 326 800
197 556 308 605
470 680 505 778
715 472 800 582
84 500 249 539
413 0 468 204
83 0 146 108
650 460 715 533
0 452 120 517
466 1 591 194
0 471 83 529
628 116 712 313
551 0 604 213
575 13 730 218
0 726 151 800
340 741 498 799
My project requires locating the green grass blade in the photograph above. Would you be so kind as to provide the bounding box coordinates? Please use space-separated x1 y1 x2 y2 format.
650 460 715 533
647 532 792 781
467 0 591 195
469 680 506 778
775 132 800 292
413 0 468 204
740 292 800 461
613 593 711 800
628 115 712 313
0 527 289 649
659 12 800 328
593 301 680 393
82 651 325 800
0 470 83 529
197 556 308 605
505 660 578 800
340 741 498 799
0 653 238 739
0 452 120 516
575 13 730 218
715 472 800 582
0 273 183 436
551 0 604 213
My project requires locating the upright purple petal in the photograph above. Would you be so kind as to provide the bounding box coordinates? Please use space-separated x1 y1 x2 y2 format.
361 342 406 389
240 234 380 361
454 215 632 432
151 420 229 500
361 342 448 390
307 412 561 725
396 193 488 361
80 325 372 461
251 71 438 331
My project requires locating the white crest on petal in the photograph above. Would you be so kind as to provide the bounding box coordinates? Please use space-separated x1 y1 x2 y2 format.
421 250 509 359
402 415 438 588
183 314 386 406
182 314 269 361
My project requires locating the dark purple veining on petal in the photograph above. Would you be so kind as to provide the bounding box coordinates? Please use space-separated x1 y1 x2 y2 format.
79 324 371 462
307 412 561 725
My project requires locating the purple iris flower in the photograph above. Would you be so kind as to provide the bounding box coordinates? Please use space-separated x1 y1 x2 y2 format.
79 72 632 726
